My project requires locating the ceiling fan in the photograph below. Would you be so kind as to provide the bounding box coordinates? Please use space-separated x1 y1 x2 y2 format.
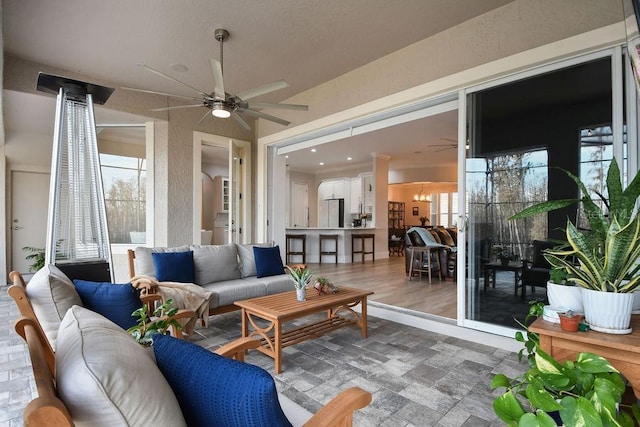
432 137 458 152
121 28 308 130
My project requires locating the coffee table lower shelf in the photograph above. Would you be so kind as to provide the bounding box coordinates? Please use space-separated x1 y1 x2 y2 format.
235 287 373 373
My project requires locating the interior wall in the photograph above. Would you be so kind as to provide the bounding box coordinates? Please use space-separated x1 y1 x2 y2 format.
389 182 457 227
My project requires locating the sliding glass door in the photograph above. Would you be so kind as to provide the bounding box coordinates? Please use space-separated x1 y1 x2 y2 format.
463 52 618 332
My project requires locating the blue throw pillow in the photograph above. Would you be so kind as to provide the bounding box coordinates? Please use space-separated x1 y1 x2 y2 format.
253 246 285 278
153 334 292 427
151 251 196 283
73 280 141 330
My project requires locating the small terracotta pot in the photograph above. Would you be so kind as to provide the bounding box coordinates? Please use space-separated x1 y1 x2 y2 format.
559 313 583 332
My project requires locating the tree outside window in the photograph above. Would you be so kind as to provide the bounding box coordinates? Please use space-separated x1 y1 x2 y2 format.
100 154 146 244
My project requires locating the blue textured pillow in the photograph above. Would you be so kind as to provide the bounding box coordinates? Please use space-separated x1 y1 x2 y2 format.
153 334 291 427
253 245 285 278
151 251 196 283
73 280 141 330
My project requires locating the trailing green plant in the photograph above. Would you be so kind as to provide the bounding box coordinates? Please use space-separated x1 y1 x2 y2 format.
491 348 638 426
285 265 313 290
510 159 640 293
514 301 545 365
22 246 45 272
127 298 182 347
548 267 569 285
493 302 640 426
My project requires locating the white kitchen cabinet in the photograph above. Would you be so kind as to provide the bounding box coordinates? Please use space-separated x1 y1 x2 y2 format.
350 177 362 214
213 176 230 213
318 179 346 200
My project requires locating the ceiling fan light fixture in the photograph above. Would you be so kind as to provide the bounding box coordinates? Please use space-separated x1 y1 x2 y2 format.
211 101 232 118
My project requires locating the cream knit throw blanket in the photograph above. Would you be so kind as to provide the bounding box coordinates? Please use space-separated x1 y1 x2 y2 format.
130 275 213 333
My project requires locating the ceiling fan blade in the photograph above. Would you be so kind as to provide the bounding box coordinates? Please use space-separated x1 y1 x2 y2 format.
121 86 201 102
236 80 289 101
140 64 208 97
242 109 291 126
209 59 225 100
150 104 204 112
195 109 211 127
247 102 308 111
434 146 455 152
231 112 252 131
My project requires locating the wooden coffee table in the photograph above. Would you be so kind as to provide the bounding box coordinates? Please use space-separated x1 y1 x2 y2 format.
235 287 374 373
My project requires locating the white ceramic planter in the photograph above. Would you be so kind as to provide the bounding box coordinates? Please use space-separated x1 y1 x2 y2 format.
547 282 583 313
296 288 307 302
633 291 640 314
582 288 634 334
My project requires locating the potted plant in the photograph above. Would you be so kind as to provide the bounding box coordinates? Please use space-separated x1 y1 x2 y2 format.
313 276 338 295
127 298 183 347
285 265 313 301
419 216 428 227
546 266 584 314
22 246 45 272
492 302 640 426
510 159 640 333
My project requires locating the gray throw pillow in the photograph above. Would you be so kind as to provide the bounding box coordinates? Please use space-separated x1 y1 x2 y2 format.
237 242 274 278
25 264 82 350
133 245 190 277
191 244 241 284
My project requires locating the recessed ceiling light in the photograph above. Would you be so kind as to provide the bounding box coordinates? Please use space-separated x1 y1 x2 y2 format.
311 148 317 153
285 155 289 158
169 63 189 72
319 162 324 166
347 157 352 161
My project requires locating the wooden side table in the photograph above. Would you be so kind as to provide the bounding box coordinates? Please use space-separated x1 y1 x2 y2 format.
529 316 640 398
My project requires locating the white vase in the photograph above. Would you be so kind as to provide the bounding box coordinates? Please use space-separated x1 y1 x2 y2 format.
296 288 306 302
547 281 583 313
633 291 640 314
582 288 634 334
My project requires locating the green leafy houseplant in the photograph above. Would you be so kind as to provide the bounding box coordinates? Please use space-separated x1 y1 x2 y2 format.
22 246 45 272
510 159 640 293
491 349 637 426
127 298 182 347
493 302 640 426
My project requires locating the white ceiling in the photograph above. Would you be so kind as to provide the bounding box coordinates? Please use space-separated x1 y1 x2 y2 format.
3 0 514 171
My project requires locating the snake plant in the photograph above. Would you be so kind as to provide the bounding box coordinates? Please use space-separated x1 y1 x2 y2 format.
510 159 640 293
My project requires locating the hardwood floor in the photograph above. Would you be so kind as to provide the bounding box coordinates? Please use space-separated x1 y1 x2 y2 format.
304 255 457 319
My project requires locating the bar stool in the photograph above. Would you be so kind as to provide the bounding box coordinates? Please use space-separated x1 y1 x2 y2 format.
285 234 306 264
319 234 339 264
351 233 375 263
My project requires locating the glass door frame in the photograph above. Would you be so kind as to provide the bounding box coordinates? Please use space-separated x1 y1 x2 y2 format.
456 46 631 337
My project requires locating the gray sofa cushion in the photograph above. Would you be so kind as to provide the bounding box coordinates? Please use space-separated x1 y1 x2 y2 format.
191 244 241 285
56 306 186 427
134 245 190 277
237 242 274 278
202 279 267 308
254 275 293 295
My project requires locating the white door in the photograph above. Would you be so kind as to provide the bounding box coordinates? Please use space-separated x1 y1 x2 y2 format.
291 183 308 228
11 171 50 275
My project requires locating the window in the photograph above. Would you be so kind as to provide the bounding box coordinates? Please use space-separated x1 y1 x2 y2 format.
100 153 146 244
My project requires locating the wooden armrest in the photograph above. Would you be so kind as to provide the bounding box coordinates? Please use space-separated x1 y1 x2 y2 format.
304 387 372 427
214 337 261 361
15 317 73 427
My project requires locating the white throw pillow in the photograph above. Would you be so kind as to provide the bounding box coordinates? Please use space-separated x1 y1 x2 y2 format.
237 242 274 278
25 264 82 350
133 245 190 276
191 244 241 284
55 306 187 427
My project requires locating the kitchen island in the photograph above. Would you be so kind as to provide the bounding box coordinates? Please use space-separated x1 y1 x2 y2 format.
285 227 383 264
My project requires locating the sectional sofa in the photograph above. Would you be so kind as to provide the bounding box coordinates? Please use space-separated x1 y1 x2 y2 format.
128 242 294 316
